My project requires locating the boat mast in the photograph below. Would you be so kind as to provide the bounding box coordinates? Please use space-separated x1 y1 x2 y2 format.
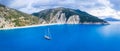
48 28 50 36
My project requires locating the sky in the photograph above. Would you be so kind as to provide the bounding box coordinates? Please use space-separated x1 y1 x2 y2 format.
0 0 120 19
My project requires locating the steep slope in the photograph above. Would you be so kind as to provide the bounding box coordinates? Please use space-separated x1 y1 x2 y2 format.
32 7 108 24
0 4 45 28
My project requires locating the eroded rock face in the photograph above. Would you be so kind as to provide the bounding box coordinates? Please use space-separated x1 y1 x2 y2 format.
67 15 80 24
36 10 108 24
45 11 80 24
33 7 108 25
49 11 62 23
0 6 108 28
39 18 47 24
49 11 67 24
48 11 80 24
58 13 66 24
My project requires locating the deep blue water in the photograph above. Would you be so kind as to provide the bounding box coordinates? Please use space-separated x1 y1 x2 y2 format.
0 23 120 51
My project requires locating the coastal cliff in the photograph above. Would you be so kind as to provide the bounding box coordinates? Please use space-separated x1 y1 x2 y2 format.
0 4 44 28
0 4 108 28
32 7 108 24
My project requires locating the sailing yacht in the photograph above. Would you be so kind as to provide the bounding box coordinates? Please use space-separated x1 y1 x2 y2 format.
44 28 51 40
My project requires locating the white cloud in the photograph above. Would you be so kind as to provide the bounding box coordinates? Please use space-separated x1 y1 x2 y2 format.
3 0 120 19
9 0 29 9
87 0 120 19
8 0 53 13
88 7 118 18
18 6 41 14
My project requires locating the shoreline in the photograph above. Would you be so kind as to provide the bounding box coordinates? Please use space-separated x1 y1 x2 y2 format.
0 23 109 30
0 23 60 30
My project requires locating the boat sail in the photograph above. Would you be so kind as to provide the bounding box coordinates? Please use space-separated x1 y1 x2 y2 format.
44 28 51 40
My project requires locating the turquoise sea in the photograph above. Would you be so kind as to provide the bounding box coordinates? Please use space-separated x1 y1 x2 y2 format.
0 22 120 51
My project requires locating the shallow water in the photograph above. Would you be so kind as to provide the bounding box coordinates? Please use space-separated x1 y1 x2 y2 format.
0 23 120 51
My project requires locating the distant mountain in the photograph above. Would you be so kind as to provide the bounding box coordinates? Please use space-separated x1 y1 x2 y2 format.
0 4 45 28
0 4 108 28
104 17 120 21
32 7 108 24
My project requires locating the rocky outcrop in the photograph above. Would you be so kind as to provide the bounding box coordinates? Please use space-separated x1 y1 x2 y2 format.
0 4 108 28
0 4 45 28
67 15 80 24
32 7 108 24
47 11 80 24
58 13 66 24
49 11 67 24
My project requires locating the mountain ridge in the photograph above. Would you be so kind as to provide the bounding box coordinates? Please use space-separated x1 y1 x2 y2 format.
0 4 108 28
32 7 108 24
0 4 45 28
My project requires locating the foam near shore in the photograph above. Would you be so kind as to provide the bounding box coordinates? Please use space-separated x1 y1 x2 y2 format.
0 23 60 30
0 22 109 30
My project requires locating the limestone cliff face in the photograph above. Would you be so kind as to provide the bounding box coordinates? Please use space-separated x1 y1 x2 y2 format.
0 4 108 28
49 11 67 24
57 13 67 24
67 15 80 24
46 11 80 24
32 7 108 24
